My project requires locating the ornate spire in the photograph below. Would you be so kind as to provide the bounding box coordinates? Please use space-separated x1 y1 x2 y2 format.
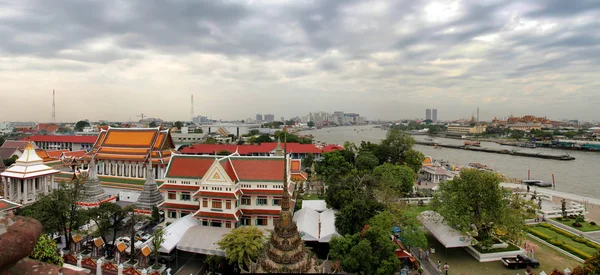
135 155 164 210
81 154 109 203
281 127 290 212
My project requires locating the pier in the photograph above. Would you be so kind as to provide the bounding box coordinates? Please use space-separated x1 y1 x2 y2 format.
415 141 576 161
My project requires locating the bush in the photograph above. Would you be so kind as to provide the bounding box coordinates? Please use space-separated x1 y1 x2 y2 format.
586 241 600 250
591 221 597 226
572 236 587 243
573 223 583 227
539 223 552 228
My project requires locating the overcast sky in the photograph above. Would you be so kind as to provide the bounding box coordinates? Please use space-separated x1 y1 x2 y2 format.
1 0 599 122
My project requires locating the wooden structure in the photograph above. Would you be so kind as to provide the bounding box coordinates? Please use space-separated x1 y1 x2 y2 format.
114 241 127 264
71 234 83 254
138 245 152 269
92 237 105 258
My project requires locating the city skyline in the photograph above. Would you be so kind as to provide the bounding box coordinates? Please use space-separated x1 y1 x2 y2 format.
1 1 599 122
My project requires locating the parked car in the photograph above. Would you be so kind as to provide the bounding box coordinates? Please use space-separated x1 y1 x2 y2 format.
134 220 150 231
502 255 540 269
135 232 152 242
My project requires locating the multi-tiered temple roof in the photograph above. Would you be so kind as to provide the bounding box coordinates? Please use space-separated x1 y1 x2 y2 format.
136 160 164 210
79 156 109 204
1 142 59 179
83 127 175 165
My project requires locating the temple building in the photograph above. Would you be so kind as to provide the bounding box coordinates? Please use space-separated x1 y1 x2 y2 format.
83 127 175 180
78 156 110 205
0 142 60 205
158 152 307 226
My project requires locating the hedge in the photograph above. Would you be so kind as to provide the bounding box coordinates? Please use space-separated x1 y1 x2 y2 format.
527 227 592 260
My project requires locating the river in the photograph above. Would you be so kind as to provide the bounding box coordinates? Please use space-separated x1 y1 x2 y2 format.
301 125 600 198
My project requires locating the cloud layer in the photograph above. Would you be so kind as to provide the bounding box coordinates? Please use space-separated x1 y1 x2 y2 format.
1 0 599 122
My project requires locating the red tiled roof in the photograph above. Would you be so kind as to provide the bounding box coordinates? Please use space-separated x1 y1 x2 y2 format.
166 156 216 178
181 143 321 155
36 124 60 133
194 210 241 220
158 202 199 211
47 149 70 159
230 158 284 181
241 209 280 215
321 144 344 153
291 171 308 181
195 191 238 198
1 140 30 150
21 135 98 144
220 159 238 182
241 189 284 195
158 184 200 191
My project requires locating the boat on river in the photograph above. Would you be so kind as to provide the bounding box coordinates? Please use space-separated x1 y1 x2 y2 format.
464 141 481 147
522 179 552 187
467 162 494 172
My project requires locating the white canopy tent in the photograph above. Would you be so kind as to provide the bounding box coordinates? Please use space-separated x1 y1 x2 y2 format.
318 209 340 243
418 210 473 248
302 200 327 212
176 225 231 256
144 215 199 253
293 208 320 241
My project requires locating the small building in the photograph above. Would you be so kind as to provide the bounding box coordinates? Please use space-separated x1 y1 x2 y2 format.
1 142 60 205
447 124 486 135
421 163 457 184
92 237 105 258
507 123 542 131
21 135 97 151
114 241 127 263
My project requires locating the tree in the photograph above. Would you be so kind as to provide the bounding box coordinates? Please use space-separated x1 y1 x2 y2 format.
149 121 157 127
285 120 295 126
316 151 355 184
372 163 415 202
402 149 425 174
511 130 525 140
330 224 400 275
75 120 90 132
174 121 184 129
0 136 4 146
303 153 314 171
307 121 315 127
217 150 231 156
572 251 600 275
3 154 18 166
29 234 64 266
368 208 428 249
150 228 166 268
423 119 433 124
248 129 260 136
87 202 126 245
356 151 379 171
254 134 272 143
217 226 266 270
335 189 384 235
151 205 160 225
431 169 526 248
205 137 218 144
380 129 416 165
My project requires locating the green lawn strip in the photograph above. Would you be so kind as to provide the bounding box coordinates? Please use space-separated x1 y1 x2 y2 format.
528 226 595 259
473 243 520 253
551 218 600 232
302 193 321 200
98 176 145 185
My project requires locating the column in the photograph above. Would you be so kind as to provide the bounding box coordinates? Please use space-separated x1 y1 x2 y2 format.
2 178 7 199
23 179 28 203
96 258 103 275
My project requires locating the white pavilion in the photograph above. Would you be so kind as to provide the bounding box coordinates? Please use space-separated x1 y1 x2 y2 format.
1 142 60 205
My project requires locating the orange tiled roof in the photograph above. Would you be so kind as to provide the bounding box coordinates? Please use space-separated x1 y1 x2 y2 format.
165 156 216 179
290 159 301 172
141 245 152 257
72 234 83 243
47 149 70 159
35 149 52 162
229 157 284 181
94 237 105 247
116 241 127 252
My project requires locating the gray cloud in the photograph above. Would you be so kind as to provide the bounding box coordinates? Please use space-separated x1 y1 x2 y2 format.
1 0 599 122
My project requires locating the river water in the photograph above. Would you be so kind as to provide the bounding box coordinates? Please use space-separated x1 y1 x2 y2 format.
301 125 600 198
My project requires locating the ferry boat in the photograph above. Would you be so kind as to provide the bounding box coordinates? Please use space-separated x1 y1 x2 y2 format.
522 179 552 187
464 141 481 147
467 162 494 172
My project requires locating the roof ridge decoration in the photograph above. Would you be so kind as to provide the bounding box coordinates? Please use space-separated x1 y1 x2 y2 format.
15 142 43 164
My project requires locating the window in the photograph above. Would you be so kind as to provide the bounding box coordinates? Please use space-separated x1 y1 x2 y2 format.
256 197 268 206
241 217 251 226
241 196 251 205
212 199 222 209
226 201 231 209
226 222 232 228
236 200 240 207
180 192 191 201
202 220 208 226
202 198 208 208
181 212 190 218
272 197 281 206
256 217 268 226
211 220 222 228
168 211 177 219
168 192 176 200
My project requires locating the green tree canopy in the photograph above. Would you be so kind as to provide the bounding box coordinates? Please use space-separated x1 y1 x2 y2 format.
87 202 126 245
402 149 425 174
217 150 232 155
217 226 266 270
30 234 64 266
75 120 90 132
149 121 157 127
302 153 314 170
379 129 416 165
372 163 415 202
356 151 379 171
431 169 526 248
254 134 272 143
174 121 184 129
150 228 166 268
3 154 18 166
307 121 315 127
205 137 218 144
316 151 355 184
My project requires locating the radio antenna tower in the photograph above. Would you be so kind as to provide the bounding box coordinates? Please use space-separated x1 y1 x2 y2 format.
191 94 194 122
52 90 56 123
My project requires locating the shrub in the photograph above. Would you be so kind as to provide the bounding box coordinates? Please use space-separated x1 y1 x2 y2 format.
572 236 587 243
591 221 597 226
586 241 600 250
573 223 583 227
539 223 552 228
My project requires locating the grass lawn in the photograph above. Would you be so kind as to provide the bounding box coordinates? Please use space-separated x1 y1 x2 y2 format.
529 225 598 256
98 176 146 185
551 218 600 232
426 233 580 275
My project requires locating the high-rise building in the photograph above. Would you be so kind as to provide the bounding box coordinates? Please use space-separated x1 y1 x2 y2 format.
256 114 263 122
264 114 275 122
432 109 438 122
426 109 432 120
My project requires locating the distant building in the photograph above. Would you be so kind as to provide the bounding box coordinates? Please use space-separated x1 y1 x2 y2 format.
447 124 486 135
192 115 210 124
426 109 432 121
256 114 263 122
180 142 322 160
264 114 275 122
507 123 542 131
432 109 438 122
21 135 97 151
